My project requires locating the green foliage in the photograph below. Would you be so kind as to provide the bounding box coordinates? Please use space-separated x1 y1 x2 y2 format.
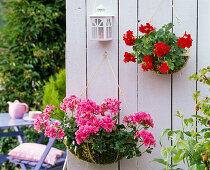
134 23 188 74
0 0 66 112
0 0 6 30
42 69 66 120
154 66 210 170
189 66 210 117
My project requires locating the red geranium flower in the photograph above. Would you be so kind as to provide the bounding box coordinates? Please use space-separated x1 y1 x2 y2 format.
123 52 136 63
141 55 154 72
177 32 193 48
154 42 170 58
159 62 170 73
123 30 135 46
139 23 156 35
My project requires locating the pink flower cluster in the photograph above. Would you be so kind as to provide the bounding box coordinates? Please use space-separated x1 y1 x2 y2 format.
123 112 154 128
60 95 81 112
35 95 156 150
100 114 116 132
101 98 121 116
75 125 100 145
134 130 156 147
73 97 120 145
34 105 65 139
45 121 64 139
76 99 101 116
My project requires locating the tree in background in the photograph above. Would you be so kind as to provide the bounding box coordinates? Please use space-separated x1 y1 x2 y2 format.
42 69 66 120
0 0 66 112
0 0 6 30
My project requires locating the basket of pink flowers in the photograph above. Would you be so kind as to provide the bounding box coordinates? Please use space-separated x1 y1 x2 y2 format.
34 95 156 164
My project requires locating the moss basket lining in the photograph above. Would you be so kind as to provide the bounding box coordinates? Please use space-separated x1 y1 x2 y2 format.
64 141 125 164
152 53 190 74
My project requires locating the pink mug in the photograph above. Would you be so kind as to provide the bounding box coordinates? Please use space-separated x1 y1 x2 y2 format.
29 111 42 119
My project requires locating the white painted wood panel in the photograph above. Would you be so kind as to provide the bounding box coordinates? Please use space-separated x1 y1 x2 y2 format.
87 0 118 103
85 0 119 170
66 0 86 96
198 0 210 94
66 0 209 169
66 0 87 169
137 0 172 169
119 0 138 170
172 0 197 129
197 0 210 134
172 1 197 169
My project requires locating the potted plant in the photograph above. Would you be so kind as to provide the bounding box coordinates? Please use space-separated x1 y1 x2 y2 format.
153 66 210 169
34 96 156 164
123 23 193 74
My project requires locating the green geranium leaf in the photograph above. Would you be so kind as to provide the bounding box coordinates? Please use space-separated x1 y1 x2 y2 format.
153 158 167 165
173 149 184 164
204 132 210 139
159 128 171 146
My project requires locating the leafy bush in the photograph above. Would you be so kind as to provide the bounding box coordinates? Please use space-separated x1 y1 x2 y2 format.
0 0 6 30
154 66 210 170
0 0 66 169
42 69 66 120
0 0 66 112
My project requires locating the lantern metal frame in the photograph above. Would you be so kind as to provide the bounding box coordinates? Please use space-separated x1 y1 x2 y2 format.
90 5 114 41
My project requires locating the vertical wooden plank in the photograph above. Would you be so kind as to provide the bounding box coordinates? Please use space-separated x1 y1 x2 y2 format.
119 0 138 170
86 0 118 103
198 0 210 96
66 0 87 169
197 0 210 145
172 1 197 169
137 0 172 169
86 0 118 170
66 0 86 96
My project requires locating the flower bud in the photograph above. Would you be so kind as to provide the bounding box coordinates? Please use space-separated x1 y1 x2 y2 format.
202 155 208 163
195 103 200 111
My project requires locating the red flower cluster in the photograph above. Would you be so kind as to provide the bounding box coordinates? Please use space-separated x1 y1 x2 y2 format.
139 23 156 35
141 55 154 72
159 62 170 73
177 32 193 48
154 42 170 58
123 30 135 46
123 52 136 63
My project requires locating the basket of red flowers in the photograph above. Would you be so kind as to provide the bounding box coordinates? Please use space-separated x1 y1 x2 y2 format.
34 95 156 165
123 23 192 74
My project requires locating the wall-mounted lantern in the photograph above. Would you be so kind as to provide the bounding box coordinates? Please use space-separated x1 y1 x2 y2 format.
90 5 114 41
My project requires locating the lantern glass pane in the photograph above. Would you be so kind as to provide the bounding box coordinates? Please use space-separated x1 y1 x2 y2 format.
98 19 103 26
92 27 97 39
106 27 112 38
92 19 96 26
95 18 98 25
106 18 112 27
98 27 104 39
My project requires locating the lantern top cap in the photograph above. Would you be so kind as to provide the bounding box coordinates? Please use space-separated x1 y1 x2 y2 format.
90 4 114 17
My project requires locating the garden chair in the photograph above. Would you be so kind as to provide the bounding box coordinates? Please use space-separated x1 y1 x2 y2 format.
0 127 26 164
7 133 67 170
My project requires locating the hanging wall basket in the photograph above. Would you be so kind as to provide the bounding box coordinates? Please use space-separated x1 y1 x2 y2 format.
122 22 193 74
152 54 190 75
64 140 125 165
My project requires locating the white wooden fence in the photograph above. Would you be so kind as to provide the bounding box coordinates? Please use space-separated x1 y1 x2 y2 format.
66 0 210 169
